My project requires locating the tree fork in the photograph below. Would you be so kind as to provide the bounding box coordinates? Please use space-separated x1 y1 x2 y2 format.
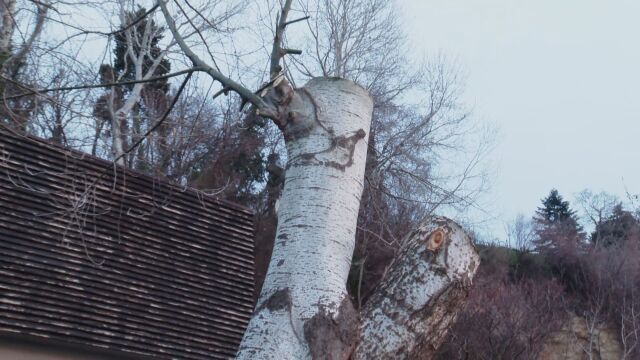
156 1 481 357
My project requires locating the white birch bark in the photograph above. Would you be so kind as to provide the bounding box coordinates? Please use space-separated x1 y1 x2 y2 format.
236 77 373 360
110 82 146 166
353 216 480 359
157 2 480 357
110 0 170 166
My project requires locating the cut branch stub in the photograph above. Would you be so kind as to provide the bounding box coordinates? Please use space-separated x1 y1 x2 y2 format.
353 216 480 360
427 229 446 251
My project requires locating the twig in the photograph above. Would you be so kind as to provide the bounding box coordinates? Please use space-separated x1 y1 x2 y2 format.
158 0 276 117
117 71 193 163
2 68 199 100
68 4 159 37
284 16 310 27
269 0 301 78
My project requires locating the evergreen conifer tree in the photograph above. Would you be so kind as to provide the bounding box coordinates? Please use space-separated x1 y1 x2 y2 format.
533 189 584 252
592 204 640 247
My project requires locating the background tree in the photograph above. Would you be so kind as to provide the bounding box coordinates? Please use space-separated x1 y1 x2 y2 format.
436 278 566 360
31 67 94 146
0 0 48 131
534 189 584 252
93 3 174 166
0 0 486 357
575 189 620 246
592 204 640 248
532 189 585 293
506 213 536 252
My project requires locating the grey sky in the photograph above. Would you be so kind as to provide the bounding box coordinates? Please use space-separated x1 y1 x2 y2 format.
401 0 640 236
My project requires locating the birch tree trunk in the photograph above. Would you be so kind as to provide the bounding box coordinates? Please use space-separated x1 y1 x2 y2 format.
236 77 480 359
156 1 480 356
0 0 46 76
111 83 145 166
237 77 373 359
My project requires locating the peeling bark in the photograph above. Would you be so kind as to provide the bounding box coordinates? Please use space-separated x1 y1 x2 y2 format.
353 216 480 359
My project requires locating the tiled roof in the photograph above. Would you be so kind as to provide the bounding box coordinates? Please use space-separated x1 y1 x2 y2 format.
0 127 255 359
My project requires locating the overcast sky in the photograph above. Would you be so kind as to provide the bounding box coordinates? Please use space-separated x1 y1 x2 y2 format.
401 0 640 237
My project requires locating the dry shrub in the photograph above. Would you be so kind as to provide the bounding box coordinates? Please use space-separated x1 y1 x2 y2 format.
436 275 566 360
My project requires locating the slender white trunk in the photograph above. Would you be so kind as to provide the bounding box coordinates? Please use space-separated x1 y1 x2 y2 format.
237 77 373 359
111 116 126 166
0 0 46 76
111 82 146 166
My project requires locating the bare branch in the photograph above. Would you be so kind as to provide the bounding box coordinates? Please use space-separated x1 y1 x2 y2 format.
120 71 193 162
71 4 160 37
269 0 295 78
157 0 276 117
284 15 310 27
2 68 199 100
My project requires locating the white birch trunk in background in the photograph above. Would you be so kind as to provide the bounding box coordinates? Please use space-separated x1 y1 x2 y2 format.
237 77 373 359
110 83 145 166
0 0 46 75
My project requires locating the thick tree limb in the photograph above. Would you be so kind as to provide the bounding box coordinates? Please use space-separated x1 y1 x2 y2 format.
236 77 373 360
157 0 303 123
353 216 480 359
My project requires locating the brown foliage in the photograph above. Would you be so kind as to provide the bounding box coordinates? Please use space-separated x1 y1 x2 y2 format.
436 274 566 360
437 199 640 359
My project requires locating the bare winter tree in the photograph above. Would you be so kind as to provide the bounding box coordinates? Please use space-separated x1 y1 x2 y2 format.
30 66 96 147
279 0 491 307
506 213 536 252
91 1 177 166
575 189 620 246
1 0 483 356
436 278 566 360
0 0 48 130
155 0 480 358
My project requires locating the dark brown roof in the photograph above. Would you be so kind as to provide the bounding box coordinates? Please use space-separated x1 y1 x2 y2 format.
0 127 255 359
